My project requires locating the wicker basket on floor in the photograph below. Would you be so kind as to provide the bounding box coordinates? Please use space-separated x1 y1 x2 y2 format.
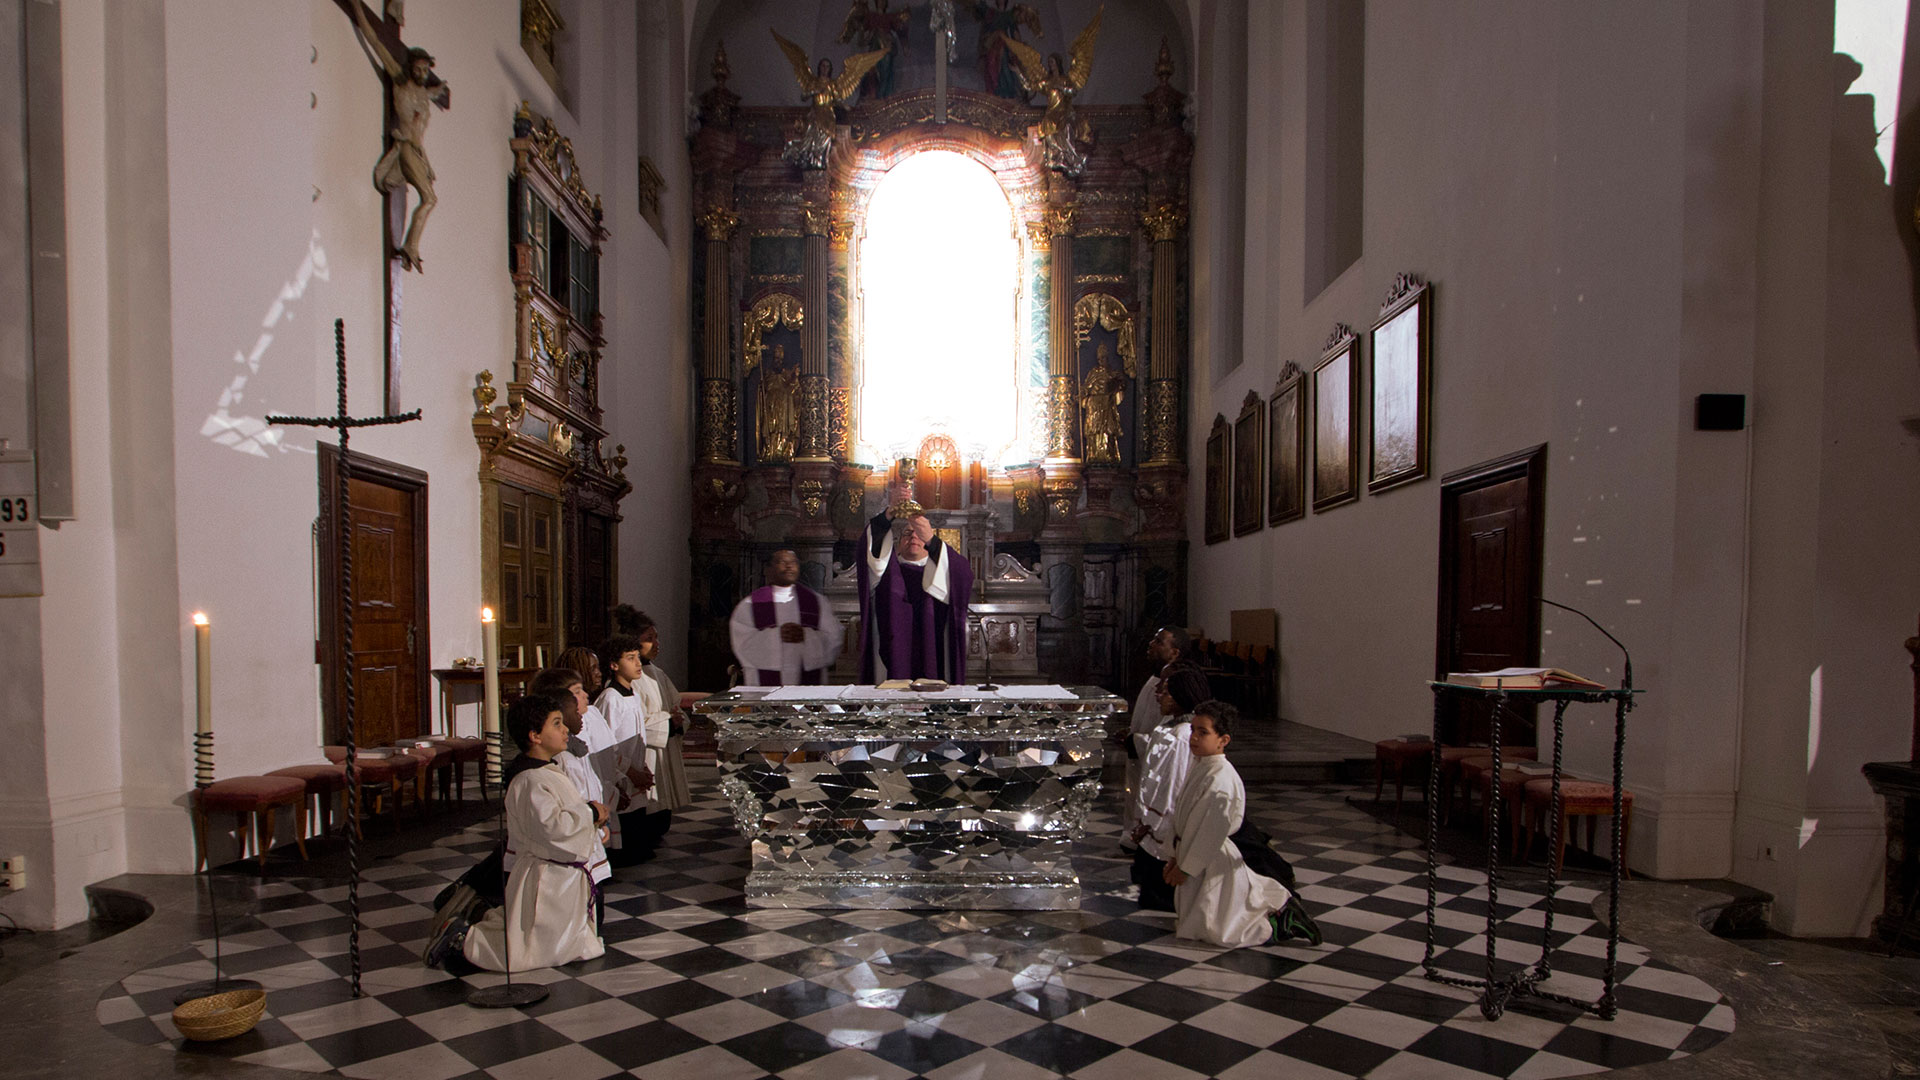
171 988 266 1041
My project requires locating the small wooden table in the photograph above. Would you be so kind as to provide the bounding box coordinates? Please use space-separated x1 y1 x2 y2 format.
429 667 535 735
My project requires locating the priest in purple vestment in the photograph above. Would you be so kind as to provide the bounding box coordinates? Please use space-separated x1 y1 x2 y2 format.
857 490 973 683
730 549 843 685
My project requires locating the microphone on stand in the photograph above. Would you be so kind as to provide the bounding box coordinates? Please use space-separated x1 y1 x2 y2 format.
1536 597 1633 693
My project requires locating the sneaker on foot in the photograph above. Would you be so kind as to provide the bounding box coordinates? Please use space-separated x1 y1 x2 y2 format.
423 914 470 968
1276 896 1323 947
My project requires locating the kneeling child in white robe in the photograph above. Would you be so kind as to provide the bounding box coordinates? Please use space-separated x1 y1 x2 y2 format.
462 695 609 971
1166 701 1321 948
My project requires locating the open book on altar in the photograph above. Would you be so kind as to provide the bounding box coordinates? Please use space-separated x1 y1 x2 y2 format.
1445 667 1607 690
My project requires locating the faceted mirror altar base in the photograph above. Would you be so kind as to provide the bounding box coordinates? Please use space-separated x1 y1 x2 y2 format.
695 686 1123 909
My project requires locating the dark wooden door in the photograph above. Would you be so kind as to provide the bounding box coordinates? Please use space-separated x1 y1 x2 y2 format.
320 446 430 748
1437 446 1545 745
499 484 559 671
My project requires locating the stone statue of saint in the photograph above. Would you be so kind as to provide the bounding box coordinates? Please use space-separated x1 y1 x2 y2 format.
1081 343 1127 464
352 1 450 272
758 347 798 462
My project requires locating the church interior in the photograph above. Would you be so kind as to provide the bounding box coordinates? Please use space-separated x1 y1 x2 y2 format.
4 0 1920 1077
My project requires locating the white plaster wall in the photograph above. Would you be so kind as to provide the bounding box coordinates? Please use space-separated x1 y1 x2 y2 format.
11 0 692 923
1189 0 1920 935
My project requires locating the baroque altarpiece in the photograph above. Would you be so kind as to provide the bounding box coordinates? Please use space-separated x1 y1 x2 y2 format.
471 106 632 670
686 37 1194 695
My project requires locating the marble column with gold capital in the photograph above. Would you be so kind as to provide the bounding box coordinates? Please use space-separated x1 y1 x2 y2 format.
797 205 831 461
698 205 740 463
1142 201 1187 465
1037 204 1079 461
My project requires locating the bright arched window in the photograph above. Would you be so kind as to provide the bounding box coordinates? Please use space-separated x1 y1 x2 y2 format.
858 150 1022 465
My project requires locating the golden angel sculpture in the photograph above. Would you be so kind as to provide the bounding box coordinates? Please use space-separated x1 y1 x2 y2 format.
771 29 891 169
1004 6 1102 176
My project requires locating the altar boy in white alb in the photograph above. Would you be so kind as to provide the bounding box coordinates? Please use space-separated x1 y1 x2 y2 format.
1166 701 1322 948
730 549 842 685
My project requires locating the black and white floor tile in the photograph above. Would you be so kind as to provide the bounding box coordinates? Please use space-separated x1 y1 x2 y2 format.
97 775 1733 1079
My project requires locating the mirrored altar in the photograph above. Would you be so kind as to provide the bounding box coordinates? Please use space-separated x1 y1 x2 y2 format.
696 686 1122 909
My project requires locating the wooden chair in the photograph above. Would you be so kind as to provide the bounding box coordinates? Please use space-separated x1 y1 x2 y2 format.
192 776 308 870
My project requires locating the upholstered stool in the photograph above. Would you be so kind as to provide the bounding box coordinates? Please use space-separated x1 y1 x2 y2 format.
265 763 347 839
443 736 487 802
1474 763 1546 857
1521 778 1635 878
331 752 422 834
1373 739 1434 814
192 776 308 870
1439 745 1539 822
402 743 457 808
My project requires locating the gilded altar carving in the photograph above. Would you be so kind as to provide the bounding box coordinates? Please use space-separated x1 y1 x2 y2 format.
699 205 739 243
699 379 738 463
474 369 498 416
743 293 805 373
803 206 830 237
1043 474 1081 520
797 375 829 460
756 349 798 462
1073 293 1137 372
828 387 854 461
1046 374 1078 460
1079 344 1128 464
1004 9 1103 176
797 479 828 518
515 102 596 219
1146 379 1180 464
1141 202 1187 242
771 30 889 169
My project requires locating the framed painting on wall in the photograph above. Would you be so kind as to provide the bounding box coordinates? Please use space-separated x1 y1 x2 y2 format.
1233 390 1264 537
1269 363 1306 525
1313 325 1360 512
1204 414 1230 544
1369 273 1432 492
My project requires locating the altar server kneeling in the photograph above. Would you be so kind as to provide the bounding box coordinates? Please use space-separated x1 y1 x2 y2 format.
1165 700 1322 948
435 693 608 971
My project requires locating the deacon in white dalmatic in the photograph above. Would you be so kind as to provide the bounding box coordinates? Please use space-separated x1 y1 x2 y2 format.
729 549 843 685
1166 701 1322 948
462 695 607 971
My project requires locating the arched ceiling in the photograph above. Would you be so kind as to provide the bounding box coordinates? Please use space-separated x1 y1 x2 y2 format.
687 0 1192 111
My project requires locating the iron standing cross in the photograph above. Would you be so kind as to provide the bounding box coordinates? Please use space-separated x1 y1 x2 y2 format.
266 318 420 998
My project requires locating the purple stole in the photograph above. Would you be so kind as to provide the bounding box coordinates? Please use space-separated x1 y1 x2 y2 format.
748 585 823 685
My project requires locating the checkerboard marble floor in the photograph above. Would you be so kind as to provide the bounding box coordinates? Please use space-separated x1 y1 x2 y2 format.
97 773 1733 1079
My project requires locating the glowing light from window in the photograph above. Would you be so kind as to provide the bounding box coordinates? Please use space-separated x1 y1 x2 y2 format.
1835 0 1909 176
859 151 1020 465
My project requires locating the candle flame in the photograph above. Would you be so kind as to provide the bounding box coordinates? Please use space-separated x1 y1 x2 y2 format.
481 607 495 623
192 612 210 626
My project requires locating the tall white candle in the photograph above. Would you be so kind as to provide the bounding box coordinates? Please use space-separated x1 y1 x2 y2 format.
481 607 501 781
192 612 212 735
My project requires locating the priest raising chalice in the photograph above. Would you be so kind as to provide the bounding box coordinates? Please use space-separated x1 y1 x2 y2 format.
856 461 973 684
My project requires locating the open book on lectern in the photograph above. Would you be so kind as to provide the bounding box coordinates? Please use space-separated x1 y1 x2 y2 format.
1445 667 1607 690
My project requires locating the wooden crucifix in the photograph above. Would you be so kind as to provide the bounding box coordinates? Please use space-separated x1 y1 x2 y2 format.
267 319 421 998
338 0 450 414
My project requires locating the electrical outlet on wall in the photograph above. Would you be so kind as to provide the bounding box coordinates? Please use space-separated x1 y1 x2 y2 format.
0 854 24 890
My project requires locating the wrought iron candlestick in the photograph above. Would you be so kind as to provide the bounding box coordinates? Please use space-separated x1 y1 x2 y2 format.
267 318 421 998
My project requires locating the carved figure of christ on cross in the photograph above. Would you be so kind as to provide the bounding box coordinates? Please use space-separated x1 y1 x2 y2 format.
342 0 449 412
